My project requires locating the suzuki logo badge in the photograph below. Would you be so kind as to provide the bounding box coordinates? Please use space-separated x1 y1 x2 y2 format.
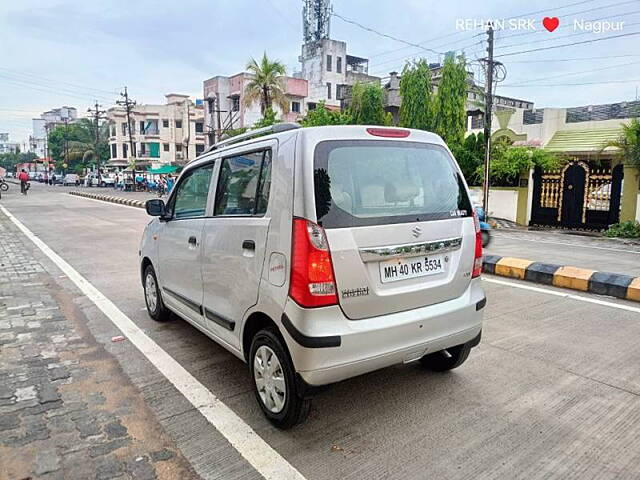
411 226 422 238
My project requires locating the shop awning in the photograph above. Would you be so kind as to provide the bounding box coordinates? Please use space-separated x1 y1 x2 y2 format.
147 165 178 174
545 128 622 153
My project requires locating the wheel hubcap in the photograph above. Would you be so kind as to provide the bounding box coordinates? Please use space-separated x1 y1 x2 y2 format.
253 345 286 413
145 273 158 312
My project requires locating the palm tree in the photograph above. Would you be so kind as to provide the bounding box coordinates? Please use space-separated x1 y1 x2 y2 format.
601 118 640 166
244 52 289 115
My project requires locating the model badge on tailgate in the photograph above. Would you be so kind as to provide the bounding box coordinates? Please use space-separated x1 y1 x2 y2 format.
341 287 369 299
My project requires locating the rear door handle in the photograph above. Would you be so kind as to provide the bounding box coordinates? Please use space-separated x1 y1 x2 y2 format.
242 240 255 251
188 236 197 246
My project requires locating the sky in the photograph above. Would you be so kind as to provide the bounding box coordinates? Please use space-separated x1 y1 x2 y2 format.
1 0 639 146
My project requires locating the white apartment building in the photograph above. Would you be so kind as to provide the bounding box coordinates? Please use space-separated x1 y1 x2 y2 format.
107 94 205 168
0 132 20 154
31 106 78 158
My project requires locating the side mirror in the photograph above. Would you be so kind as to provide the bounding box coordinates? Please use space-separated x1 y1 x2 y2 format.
146 199 166 217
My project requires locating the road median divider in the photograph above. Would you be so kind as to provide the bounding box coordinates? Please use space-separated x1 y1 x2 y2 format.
68 191 146 209
483 255 639 302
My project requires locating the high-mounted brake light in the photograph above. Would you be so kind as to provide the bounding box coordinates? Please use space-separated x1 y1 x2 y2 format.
472 211 483 278
289 218 338 308
366 128 410 138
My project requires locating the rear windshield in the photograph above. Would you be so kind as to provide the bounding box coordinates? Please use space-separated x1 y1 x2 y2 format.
314 140 472 228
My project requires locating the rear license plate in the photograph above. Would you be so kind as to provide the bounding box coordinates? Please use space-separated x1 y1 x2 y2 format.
379 254 446 283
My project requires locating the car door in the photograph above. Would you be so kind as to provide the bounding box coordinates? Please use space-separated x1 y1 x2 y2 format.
157 163 214 327
200 144 274 348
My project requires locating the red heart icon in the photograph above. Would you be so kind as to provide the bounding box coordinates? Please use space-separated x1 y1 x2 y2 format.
542 17 559 32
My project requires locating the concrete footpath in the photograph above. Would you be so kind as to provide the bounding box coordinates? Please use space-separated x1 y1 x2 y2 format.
0 210 198 480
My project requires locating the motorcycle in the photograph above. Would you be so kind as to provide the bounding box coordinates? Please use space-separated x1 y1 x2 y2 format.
475 205 491 247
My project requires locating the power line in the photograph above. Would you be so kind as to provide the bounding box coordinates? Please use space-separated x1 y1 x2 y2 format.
508 0 599 18
331 11 445 55
507 53 640 63
501 79 640 87
495 31 640 57
0 74 118 103
498 1 639 40
502 59 640 86
0 67 120 96
0 77 118 103
496 20 640 51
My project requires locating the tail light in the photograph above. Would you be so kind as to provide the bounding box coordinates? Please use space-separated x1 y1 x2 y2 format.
289 218 338 308
366 127 410 138
472 211 483 278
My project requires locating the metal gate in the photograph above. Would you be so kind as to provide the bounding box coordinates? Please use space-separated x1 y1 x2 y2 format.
531 161 623 230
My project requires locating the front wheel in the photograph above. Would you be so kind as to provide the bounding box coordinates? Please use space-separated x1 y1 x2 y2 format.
0 182 8 192
250 328 311 429
420 342 472 372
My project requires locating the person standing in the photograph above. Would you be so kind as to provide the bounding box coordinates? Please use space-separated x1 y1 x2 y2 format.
18 169 29 195
166 174 175 193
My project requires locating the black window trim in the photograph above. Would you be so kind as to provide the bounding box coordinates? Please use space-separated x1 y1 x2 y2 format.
212 147 273 218
164 160 215 221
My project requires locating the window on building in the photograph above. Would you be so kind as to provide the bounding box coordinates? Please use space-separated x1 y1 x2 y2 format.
196 144 205 155
139 119 159 135
327 82 332 99
111 144 117 158
176 143 182 152
111 125 116 137
163 143 170 152
327 54 332 72
291 101 301 113
308 102 317 111
162 119 169 128
195 122 204 133
214 150 272 216
175 120 182 129
123 143 128 158
140 143 147 156
232 96 240 112
337 56 342 74
121 123 128 136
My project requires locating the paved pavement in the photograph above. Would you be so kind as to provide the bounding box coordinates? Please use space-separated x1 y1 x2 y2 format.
0 205 197 479
2 182 640 479
487 229 640 277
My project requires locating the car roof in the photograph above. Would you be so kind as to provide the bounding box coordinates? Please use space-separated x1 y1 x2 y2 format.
183 125 447 173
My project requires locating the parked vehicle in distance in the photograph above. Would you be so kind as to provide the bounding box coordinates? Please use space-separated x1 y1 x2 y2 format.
140 124 485 428
28 171 38 180
6 172 14 178
100 173 117 186
63 173 79 186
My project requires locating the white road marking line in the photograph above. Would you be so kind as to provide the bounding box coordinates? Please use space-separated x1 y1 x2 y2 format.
483 277 640 314
0 205 306 480
493 232 640 254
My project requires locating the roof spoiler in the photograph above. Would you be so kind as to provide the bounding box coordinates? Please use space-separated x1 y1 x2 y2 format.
204 122 301 154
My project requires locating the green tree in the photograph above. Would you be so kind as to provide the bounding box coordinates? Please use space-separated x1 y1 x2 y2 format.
301 101 352 127
452 132 484 185
244 52 288 115
253 108 280 128
478 144 562 186
433 55 468 149
48 118 109 171
0 152 38 171
399 59 433 130
349 82 392 126
600 117 640 166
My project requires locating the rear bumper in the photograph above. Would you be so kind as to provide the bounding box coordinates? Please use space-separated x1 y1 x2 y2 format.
281 278 485 386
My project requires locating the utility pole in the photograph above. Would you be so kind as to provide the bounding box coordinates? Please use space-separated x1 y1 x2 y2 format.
482 24 495 216
63 117 69 175
185 99 190 163
117 87 137 189
87 101 107 183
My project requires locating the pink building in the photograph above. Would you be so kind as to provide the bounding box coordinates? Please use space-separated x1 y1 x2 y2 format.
203 73 308 144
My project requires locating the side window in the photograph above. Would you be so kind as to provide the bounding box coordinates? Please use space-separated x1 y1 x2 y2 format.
171 165 213 219
214 150 272 216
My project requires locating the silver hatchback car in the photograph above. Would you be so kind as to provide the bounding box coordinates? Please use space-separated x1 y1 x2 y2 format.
140 124 485 428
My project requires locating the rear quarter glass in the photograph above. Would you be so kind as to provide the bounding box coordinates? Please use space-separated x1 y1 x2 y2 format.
313 140 472 229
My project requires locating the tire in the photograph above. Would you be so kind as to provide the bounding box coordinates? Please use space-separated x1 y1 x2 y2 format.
143 265 171 322
420 342 472 372
481 230 491 248
249 328 311 429
0 182 8 192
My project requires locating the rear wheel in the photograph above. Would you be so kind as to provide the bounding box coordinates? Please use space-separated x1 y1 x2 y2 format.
143 265 171 321
249 328 311 429
0 182 8 192
420 342 472 372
